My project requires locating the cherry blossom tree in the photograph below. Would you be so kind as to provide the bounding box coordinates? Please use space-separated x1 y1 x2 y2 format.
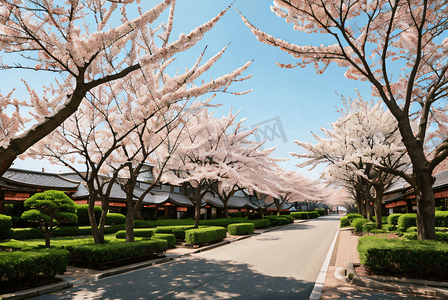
293 97 410 228
162 109 278 227
241 0 448 239
0 0 180 175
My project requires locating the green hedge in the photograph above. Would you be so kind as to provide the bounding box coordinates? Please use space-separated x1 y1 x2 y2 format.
362 222 377 233
249 219 270 228
340 216 350 227
403 231 448 242
435 211 448 227
105 213 126 225
155 225 196 240
290 212 309 220
397 213 417 232
352 218 370 233
185 226 227 245
372 216 388 224
358 235 448 277
54 226 93 236
76 205 102 226
0 214 12 232
66 240 167 263
10 228 44 240
0 248 69 284
307 211 320 219
227 223 254 235
346 213 364 220
116 228 156 239
315 209 326 216
152 233 176 247
383 224 396 232
387 213 403 226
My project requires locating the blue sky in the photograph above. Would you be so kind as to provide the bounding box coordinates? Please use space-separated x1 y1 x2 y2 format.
8 0 374 180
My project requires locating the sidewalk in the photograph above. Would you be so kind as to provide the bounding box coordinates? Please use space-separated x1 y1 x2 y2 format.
1 221 301 300
320 227 448 300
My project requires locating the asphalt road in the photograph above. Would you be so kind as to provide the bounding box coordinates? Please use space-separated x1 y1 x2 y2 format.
36 215 340 299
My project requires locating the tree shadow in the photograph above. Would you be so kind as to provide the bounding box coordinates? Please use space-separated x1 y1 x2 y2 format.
40 257 315 299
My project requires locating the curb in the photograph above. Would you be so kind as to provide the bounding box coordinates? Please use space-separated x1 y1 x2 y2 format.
1 220 304 300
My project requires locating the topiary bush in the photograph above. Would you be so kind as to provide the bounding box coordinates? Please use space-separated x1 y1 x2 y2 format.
116 228 156 239
227 223 254 235
397 213 417 232
352 218 370 233
315 209 326 216
185 226 227 245
248 219 270 228
21 190 78 247
307 211 320 219
387 213 403 226
105 213 126 225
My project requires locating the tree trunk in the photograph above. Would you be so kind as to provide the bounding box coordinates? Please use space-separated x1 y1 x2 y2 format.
277 205 281 216
194 199 201 228
223 201 229 218
88 195 104 244
133 201 144 220
126 196 135 242
416 171 436 240
374 185 384 230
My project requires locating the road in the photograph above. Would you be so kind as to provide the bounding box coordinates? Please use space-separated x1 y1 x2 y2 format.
36 215 340 299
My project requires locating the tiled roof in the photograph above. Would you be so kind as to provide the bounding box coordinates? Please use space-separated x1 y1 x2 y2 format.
2 168 80 190
203 193 258 209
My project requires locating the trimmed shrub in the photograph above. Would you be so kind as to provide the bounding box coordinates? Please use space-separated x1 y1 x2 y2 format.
66 240 167 263
362 222 377 233
227 223 254 235
115 228 156 239
76 205 102 226
152 233 176 247
358 235 448 277
387 213 403 226
229 212 245 218
290 212 308 220
435 211 448 227
397 213 417 232
185 226 227 245
105 213 126 225
155 226 195 240
307 211 320 219
54 226 93 236
340 216 350 227
346 213 364 220
249 219 270 228
352 218 370 233
199 218 236 228
10 228 44 240
0 214 12 232
315 209 326 216
103 224 126 234
283 215 294 223
383 224 396 232
0 249 69 288
134 220 155 228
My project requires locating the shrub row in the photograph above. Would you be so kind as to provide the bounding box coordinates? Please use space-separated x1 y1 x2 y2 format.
352 218 371 233
185 226 227 245
387 213 403 226
227 223 254 235
0 248 69 284
66 240 167 263
155 226 195 239
263 215 292 226
403 231 448 242
290 211 319 220
358 235 448 278
153 234 176 247
115 228 156 239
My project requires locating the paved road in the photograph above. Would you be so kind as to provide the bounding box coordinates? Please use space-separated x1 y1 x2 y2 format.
36 215 340 299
